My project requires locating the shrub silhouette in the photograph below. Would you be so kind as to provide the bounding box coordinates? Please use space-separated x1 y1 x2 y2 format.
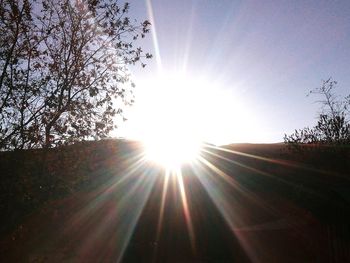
284 78 350 146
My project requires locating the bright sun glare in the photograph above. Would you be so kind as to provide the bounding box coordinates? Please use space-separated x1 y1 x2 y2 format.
119 72 258 169
140 74 205 169
144 134 201 169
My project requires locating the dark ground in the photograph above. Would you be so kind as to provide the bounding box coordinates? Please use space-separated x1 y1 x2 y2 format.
0 140 350 262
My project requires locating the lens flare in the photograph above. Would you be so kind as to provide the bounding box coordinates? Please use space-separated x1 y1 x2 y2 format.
144 133 202 169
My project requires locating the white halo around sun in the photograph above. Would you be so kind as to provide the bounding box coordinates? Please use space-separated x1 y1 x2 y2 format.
118 71 257 169
139 73 205 169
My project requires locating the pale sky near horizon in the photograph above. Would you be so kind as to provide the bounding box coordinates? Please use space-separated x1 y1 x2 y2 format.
117 0 350 145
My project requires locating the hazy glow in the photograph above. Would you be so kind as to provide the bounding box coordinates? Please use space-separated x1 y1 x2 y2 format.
140 73 205 168
144 135 201 169
120 72 259 158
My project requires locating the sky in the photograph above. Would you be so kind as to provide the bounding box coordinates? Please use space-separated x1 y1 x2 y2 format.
117 0 350 145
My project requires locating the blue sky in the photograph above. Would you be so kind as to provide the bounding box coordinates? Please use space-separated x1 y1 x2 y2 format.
121 0 350 144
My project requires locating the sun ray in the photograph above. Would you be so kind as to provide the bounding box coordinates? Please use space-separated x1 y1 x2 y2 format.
57 154 157 263
115 168 158 263
145 0 162 73
179 2 196 74
204 143 339 176
198 154 282 214
201 146 325 198
192 157 260 262
192 151 324 262
64 154 148 228
176 169 196 253
153 169 170 260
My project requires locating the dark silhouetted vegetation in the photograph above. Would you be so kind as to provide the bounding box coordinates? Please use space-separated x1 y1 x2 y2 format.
0 0 151 150
1 141 349 262
284 78 350 146
0 139 141 235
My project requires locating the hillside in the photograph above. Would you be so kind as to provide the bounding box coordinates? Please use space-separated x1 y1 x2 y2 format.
0 140 350 262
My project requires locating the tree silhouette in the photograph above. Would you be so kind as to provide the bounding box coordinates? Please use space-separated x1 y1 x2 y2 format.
284 78 350 146
0 0 151 149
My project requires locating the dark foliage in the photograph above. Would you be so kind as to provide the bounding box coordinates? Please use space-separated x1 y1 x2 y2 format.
1 142 350 262
0 139 141 235
284 78 350 146
0 0 151 149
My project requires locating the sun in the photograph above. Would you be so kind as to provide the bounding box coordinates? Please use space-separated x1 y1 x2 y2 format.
138 73 205 169
118 71 257 169
144 132 202 169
